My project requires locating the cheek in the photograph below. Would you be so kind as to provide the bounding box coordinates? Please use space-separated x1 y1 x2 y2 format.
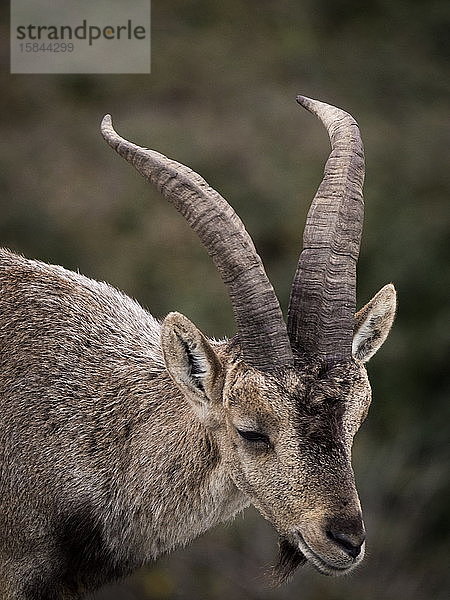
222 445 274 504
229 444 279 492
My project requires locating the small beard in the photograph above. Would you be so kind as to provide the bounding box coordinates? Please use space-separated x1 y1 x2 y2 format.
270 536 307 586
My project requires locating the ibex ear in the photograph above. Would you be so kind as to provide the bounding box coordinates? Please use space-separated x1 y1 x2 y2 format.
161 312 224 419
352 284 397 363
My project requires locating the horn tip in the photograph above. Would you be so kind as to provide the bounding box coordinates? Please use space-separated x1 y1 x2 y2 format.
101 114 113 135
296 95 312 108
100 114 122 151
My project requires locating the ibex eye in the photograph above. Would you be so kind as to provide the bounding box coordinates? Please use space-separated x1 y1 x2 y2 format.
236 428 270 445
326 397 339 405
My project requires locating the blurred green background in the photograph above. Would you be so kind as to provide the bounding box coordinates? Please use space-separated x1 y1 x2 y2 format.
1 1 449 599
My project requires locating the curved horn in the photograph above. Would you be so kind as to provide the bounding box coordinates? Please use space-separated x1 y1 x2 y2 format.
101 115 293 370
287 96 365 359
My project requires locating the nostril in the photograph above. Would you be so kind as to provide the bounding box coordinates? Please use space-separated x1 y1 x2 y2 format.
326 529 365 559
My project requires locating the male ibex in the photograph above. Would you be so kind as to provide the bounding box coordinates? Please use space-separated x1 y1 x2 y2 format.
0 97 396 599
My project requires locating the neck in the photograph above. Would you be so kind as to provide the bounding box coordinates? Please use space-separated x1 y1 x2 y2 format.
106 369 249 566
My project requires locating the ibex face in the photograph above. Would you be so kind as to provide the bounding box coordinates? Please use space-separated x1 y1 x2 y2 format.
100 95 397 582
220 361 368 577
159 283 395 579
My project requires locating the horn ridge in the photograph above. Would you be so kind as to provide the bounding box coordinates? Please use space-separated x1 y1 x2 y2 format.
101 115 293 370
287 96 365 359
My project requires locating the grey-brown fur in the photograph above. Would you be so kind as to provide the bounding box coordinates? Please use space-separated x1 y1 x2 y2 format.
0 97 397 599
0 250 246 598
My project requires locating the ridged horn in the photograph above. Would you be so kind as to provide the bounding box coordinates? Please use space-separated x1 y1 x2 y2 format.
101 115 293 370
287 96 365 359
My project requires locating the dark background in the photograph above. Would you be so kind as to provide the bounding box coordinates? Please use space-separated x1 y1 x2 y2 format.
1 1 449 599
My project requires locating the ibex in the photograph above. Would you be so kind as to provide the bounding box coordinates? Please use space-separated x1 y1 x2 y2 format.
0 96 396 599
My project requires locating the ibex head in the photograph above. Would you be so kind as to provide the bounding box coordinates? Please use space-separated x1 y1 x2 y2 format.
101 96 396 580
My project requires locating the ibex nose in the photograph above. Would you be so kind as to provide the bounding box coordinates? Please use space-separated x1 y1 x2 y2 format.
326 516 366 559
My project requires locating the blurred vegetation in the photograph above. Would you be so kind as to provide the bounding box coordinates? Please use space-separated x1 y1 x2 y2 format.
1 1 449 599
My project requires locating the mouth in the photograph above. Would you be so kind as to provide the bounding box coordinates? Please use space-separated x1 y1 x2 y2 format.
272 532 360 584
293 531 360 576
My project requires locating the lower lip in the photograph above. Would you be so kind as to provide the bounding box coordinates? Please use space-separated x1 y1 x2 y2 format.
295 532 353 573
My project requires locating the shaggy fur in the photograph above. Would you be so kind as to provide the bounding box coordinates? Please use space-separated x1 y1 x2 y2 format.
0 248 396 598
0 92 399 600
272 537 307 585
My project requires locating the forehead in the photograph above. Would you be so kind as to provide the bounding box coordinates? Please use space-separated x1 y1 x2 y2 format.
225 359 369 427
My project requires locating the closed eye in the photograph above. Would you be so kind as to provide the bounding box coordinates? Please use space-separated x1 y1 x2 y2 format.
236 428 270 445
